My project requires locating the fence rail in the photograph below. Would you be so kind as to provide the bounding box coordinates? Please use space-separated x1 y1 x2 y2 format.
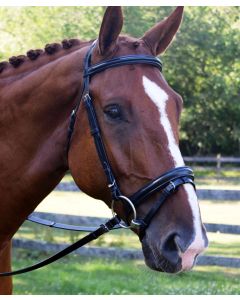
183 155 240 177
183 155 240 164
13 212 240 269
205 223 240 235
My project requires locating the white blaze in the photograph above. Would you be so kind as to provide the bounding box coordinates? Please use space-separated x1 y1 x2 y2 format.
142 76 184 167
180 184 206 270
142 75 205 270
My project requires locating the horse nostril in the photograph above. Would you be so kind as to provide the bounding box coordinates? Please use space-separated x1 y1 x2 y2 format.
161 233 180 265
174 234 191 253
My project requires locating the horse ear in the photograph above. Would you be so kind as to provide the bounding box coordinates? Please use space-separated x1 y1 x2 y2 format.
97 6 123 56
142 7 184 55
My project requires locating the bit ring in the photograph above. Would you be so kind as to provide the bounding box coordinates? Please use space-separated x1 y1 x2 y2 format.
111 195 137 229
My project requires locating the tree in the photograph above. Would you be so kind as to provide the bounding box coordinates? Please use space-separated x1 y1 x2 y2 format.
0 6 239 155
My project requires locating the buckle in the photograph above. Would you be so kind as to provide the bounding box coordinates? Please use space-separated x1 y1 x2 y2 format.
169 181 176 191
164 181 176 194
83 93 91 103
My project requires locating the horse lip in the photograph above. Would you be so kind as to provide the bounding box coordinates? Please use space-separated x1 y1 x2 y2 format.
145 255 182 273
141 237 182 273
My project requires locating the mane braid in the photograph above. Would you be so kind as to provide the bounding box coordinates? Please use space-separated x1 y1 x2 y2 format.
0 38 82 73
44 43 62 55
27 49 44 60
9 55 27 68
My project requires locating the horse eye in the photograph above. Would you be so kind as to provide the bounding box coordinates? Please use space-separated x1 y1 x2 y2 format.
104 105 122 120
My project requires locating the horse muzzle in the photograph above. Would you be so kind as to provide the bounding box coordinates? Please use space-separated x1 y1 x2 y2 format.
141 220 208 273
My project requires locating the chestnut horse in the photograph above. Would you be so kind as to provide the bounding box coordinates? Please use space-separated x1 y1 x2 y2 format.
0 7 208 294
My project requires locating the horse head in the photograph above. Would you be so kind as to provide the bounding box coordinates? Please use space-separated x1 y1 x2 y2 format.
69 7 208 273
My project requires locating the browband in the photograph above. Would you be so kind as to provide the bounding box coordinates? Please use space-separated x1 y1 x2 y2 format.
84 55 162 77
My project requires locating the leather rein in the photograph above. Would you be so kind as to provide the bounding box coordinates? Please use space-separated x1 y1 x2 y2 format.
0 41 195 276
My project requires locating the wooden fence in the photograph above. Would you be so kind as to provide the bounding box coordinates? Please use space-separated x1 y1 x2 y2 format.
183 155 240 165
183 155 240 176
14 212 240 269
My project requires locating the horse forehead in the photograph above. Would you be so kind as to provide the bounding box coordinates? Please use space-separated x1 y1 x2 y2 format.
116 36 153 55
130 72 173 114
142 75 169 105
93 62 173 109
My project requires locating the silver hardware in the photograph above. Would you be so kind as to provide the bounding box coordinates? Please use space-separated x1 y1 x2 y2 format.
100 224 110 233
108 180 116 189
83 94 90 102
111 195 137 229
169 181 176 191
130 219 143 230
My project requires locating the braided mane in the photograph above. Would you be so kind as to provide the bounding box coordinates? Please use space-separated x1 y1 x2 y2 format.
0 39 82 74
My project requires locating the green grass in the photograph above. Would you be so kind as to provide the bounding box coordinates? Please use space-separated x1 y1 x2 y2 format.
12 249 240 295
192 168 240 187
194 168 240 178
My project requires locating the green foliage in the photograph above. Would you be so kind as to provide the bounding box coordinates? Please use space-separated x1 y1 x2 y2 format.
0 6 239 155
172 7 240 155
0 7 103 57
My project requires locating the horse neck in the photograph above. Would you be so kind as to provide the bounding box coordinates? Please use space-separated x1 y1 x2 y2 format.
0 48 86 239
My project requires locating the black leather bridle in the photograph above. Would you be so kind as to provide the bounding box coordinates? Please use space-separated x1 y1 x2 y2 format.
0 41 195 277
69 40 195 233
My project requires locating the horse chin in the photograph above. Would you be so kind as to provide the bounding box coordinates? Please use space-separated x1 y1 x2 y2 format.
141 238 182 274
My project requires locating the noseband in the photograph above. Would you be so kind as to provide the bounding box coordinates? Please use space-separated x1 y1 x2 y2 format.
68 41 195 237
0 41 195 277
